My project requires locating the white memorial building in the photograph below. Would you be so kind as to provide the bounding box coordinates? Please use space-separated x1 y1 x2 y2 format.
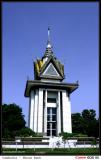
24 28 79 137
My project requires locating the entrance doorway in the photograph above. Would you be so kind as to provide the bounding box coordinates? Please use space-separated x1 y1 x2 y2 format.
47 107 57 136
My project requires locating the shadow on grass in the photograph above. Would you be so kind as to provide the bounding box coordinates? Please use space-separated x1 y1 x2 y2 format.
2 148 100 155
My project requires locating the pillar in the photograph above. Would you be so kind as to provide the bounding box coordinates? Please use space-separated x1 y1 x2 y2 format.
37 88 43 133
57 91 61 135
62 90 72 133
44 90 47 136
34 89 38 132
66 91 72 133
29 90 34 130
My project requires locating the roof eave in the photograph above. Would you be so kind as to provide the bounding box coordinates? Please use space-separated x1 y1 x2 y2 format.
24 80 79 97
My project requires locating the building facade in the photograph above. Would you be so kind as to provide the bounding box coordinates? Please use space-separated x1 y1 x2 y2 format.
24 28 79 137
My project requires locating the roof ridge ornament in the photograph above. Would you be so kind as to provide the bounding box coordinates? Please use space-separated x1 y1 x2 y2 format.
47 27 52 48
48 27 50 42
42 27 55 60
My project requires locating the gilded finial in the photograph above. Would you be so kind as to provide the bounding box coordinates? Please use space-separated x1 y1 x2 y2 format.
47 27 52 48
48 27 50 42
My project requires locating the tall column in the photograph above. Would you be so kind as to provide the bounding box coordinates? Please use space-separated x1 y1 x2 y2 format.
37 89 43 133
62 90 72 133
34 89 38 132
44 90 47 136
57 91 61 135
29 90 34 130
66 91 72 133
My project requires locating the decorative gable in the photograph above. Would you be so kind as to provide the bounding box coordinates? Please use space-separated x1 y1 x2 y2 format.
34 55 64 81
42 63 60 77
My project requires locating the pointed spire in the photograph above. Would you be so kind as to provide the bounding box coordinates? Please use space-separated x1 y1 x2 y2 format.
48 27 50 42
47 27 52 48
42 27 55 60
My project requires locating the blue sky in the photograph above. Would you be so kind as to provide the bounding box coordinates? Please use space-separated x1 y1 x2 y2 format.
2 2 99 125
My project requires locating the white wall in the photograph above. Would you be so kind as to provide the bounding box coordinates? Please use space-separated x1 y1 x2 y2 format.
29 90 34 130
37 89 43 133
57 91 61 135
28 89 72 135
62 90 72 133
34 89 38 132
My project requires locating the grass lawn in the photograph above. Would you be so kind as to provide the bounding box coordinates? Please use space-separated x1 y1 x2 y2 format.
2 148 100 155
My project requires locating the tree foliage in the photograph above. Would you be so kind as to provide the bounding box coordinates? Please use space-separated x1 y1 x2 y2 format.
2 103 35 139
18 127 36 137
72 113 85 134
82 109 96 120
72 109 99 137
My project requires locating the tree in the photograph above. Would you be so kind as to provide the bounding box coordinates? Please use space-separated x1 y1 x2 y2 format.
18 127 36 137
82 109 96 120
2 103 26 139
81 109 98 137
72 113 85 134
72 109 99 138
87 118 99 137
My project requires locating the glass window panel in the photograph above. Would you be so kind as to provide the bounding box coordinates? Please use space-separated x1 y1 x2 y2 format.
52 108 56 114
47 108 51 114
47 98 56 103
47 122 50 129
52 122 56 129
47 130 50 136
52 115 56 121
47 107 57 136
52 130 56 136
47 115 50 121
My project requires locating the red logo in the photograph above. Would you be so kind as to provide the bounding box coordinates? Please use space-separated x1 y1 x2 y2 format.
75 156 86 159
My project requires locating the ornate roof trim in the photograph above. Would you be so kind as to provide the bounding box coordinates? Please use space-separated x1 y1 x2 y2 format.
39 56 64 79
